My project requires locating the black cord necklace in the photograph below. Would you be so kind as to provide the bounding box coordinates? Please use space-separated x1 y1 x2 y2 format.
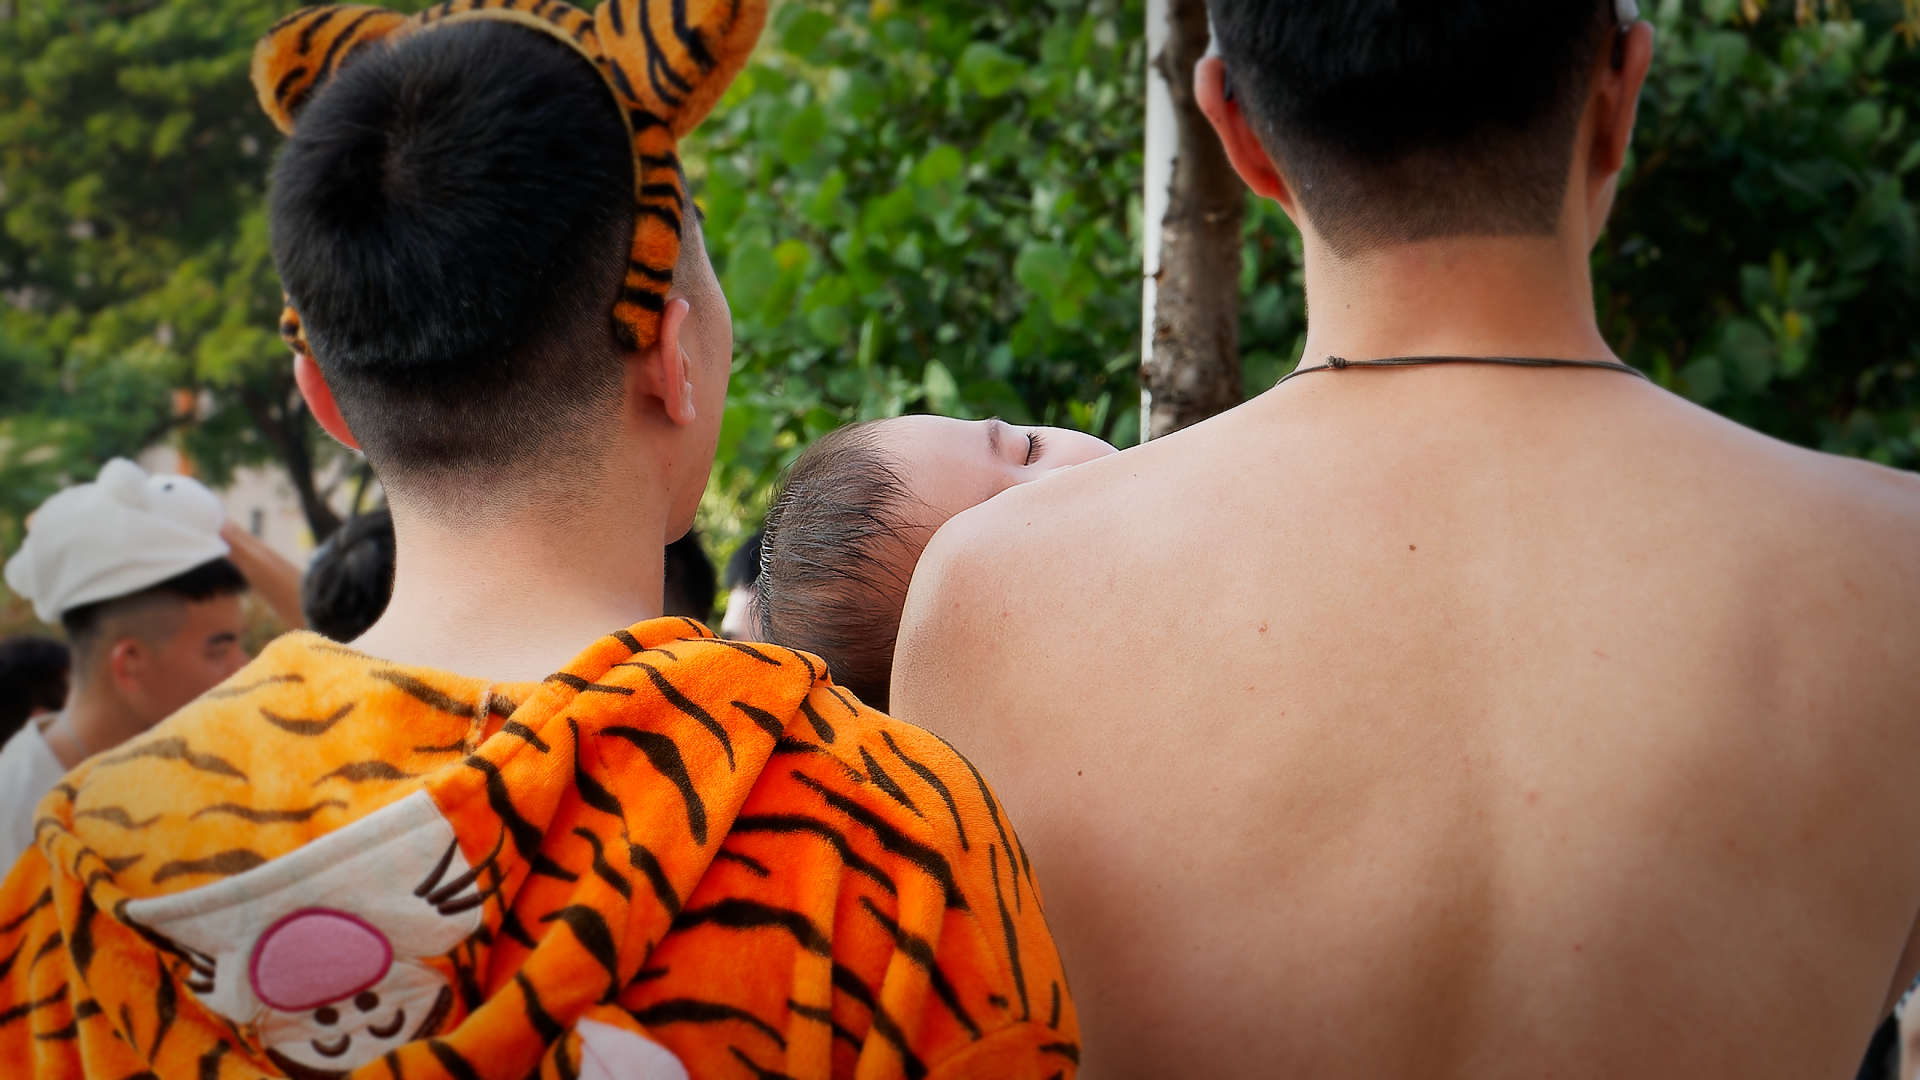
1276 354 1649 387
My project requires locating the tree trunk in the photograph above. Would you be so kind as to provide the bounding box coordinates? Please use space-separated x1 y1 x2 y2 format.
236 379 343 543
1141 0 1245 440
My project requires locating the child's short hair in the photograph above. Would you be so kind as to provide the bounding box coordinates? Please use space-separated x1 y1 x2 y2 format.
758 421 920 710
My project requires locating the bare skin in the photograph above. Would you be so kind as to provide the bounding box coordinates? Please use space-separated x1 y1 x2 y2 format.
218 519 309 631
892 22 1920 1079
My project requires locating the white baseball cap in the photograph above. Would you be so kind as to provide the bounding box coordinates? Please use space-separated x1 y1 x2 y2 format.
4 458 231 624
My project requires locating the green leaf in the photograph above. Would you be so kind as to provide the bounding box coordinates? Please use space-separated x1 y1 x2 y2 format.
1840 101 1884 148
1700 30 1749 81
776 104 828 167
807 304 853 346
1679 357 1726 404
775 8 836 56
913 144 965 190
1720 318 1774 392
150 110 193 158
1896 141 1920 177
924 359 961 413
958 42 1026 98
1013 242 1073 294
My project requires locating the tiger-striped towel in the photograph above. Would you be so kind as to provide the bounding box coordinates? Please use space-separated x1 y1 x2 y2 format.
0 620 1079 1078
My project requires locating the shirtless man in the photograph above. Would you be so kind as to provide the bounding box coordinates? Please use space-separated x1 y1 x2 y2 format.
892 2 1920 1075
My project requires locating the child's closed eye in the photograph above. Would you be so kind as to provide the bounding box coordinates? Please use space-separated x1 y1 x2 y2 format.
1025 431 1046 465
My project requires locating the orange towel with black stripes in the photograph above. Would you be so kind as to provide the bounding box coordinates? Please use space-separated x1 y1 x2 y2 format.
0 620 1078 1079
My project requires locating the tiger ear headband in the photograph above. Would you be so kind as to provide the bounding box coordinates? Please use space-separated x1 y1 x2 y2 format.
251 0 765 359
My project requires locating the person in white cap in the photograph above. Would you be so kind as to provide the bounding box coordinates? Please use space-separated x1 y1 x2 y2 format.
0 458 255 867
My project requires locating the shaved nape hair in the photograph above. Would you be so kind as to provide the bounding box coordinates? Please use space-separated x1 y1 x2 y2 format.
1205 0 1616 255
60 559 248 673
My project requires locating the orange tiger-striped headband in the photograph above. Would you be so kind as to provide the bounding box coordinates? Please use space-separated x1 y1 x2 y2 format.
251 0 764 358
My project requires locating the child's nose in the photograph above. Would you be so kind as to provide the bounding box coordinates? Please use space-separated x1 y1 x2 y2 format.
249 908 394 1011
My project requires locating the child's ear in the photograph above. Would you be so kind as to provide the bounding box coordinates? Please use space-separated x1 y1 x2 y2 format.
251 5 411 133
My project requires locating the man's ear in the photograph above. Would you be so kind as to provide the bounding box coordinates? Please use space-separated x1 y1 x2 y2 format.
1194 54 1291 209
634 297 698 427
107 637 145 697
293 352 360 450
1590 20 1654 182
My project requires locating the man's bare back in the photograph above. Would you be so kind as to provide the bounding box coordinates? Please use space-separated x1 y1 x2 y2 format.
893 368 1920 1076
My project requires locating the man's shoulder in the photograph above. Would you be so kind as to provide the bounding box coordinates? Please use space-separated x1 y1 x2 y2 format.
894 450 1171 668
1723 421 1920 583
904 455 1140 610
892 498 1049 695
1799 440 1920 521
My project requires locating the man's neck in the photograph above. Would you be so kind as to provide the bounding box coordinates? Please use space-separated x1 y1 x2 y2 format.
1296 232 1614 369
350 487 670 683
42 682 145 770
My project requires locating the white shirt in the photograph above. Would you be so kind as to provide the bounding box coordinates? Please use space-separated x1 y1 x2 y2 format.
0 716 64 872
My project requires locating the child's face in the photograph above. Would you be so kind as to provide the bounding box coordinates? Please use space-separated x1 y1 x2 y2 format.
871 415 1116 534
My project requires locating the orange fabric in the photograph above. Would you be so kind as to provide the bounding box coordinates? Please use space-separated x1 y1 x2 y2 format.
0 621 1077 1078
250 0 760 359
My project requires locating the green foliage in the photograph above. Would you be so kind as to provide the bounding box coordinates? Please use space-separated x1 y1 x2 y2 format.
691 0 1145 545
1607 0 1920 465
1241 0 1920 468
3 0 1912 568
0 0 436 552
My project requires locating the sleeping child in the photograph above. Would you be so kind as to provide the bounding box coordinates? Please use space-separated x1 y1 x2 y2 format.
756 415 1114 707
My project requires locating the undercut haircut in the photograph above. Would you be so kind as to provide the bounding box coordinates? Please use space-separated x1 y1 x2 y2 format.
268 20 638 493
59 558 248 669
757 422 918 710
1205 0 1616 254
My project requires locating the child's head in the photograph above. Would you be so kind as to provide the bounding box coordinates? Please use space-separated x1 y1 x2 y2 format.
758 415 1114 708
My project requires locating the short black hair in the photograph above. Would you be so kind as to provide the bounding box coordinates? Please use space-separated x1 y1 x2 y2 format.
1206 0 1615 253
302 509 396 642
60 558 248 663
725 529 764 591
757 422 917 710
0 636 69 743
268 20 636 492
664 531 718 623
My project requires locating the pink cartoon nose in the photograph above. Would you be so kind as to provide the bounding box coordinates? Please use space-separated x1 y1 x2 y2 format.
249 908 393 1012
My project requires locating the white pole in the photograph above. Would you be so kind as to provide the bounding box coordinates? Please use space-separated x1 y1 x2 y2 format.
1141 0 1176 444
